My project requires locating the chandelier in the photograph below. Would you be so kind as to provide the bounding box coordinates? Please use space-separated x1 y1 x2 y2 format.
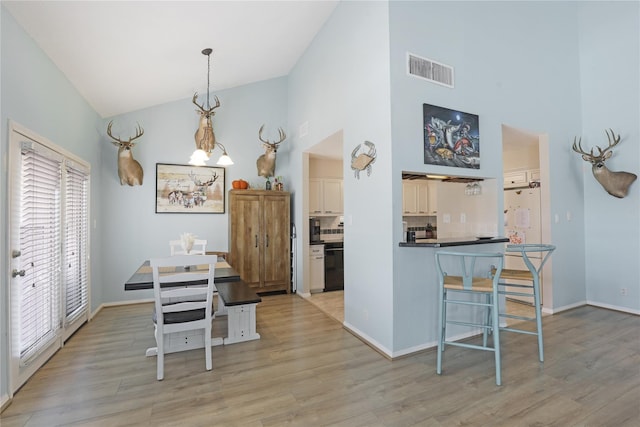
189 48 233 166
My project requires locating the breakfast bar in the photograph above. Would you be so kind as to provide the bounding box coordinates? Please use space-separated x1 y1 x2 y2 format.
399 236 509 248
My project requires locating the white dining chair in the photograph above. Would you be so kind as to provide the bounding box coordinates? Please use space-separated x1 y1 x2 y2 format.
169 239 207 255
150 254 216 380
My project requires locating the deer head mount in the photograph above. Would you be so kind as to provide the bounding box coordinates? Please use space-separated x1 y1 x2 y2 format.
572 129 637 198
256 124 286 178
193 92 221 154
106 120 144 186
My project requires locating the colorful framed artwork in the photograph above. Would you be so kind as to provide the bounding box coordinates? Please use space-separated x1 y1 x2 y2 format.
155 163 225 213
423 103 480 169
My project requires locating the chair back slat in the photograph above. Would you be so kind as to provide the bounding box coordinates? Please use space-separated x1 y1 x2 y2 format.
151 254 216 326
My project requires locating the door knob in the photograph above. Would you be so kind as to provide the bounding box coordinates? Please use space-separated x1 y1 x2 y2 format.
12 269 26 278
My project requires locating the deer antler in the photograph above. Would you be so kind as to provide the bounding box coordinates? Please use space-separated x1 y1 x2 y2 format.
600 129 620 157
572 136 594 158
189 170 218 187
106 120 144 145
573 129 621 162
192 93 221 114
258 124 286 147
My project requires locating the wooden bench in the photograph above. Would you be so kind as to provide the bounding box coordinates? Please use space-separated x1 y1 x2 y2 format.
214 280 262 345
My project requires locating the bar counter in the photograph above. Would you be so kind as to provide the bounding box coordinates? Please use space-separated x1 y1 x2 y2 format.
399 236 509 248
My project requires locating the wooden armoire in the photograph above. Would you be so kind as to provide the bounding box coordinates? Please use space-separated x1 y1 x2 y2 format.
228 190 290 293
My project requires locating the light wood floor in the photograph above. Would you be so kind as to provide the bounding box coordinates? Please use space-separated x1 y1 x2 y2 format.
2 294 639 426
306 290 541 327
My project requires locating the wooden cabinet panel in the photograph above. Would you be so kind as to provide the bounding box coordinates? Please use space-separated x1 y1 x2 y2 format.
229 190 290 293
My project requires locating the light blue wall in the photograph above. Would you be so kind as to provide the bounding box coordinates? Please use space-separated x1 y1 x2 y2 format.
288 0 395 351
578 2 640 311
1 6 103 402
100 77 288 303
388 0 591 351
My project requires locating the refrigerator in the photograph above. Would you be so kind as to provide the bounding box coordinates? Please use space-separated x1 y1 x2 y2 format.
504 187 541 304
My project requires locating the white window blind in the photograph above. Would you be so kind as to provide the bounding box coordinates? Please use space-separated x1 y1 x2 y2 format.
19 142 63 363
64 161 89 324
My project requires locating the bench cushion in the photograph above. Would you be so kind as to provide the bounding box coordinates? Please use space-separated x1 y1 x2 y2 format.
216 281 261 306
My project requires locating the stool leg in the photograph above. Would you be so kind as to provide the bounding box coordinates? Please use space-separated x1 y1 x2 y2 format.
492 287 502 386
483 293 491 347
437 287 447 375
533 274 544 362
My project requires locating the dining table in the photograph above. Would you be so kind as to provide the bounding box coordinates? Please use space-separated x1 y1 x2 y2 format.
123 258 254 356
124 259 241 291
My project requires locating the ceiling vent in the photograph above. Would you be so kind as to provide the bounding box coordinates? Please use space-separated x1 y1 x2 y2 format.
407 52 454 88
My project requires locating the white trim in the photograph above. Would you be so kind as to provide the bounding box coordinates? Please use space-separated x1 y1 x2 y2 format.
585 301 640 316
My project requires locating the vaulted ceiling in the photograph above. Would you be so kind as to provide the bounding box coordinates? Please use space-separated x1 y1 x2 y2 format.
4 1 339 118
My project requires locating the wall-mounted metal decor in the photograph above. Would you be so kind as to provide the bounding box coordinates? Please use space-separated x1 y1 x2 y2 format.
572 129 637 198
423 103 480 169
351 141 376 179
155 163 225 213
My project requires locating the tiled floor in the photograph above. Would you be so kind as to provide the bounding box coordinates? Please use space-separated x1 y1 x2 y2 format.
305 290 541 327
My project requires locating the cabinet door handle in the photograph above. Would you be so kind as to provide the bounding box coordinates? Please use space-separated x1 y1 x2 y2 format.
255 235 258 248
266 234 269 247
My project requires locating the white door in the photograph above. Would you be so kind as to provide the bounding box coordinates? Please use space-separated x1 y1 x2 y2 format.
8 122 90 394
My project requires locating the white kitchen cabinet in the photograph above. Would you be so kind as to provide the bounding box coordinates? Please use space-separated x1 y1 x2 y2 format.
309 245 325 293
529 169 541 183
427 180 438 215
504 169 540 189
403 180 434 216
503 171 528 188
402 181 418 214
309 178 343 215
309 179 323 215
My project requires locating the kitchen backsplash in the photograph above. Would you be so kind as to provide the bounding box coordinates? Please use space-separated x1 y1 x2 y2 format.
314 216 344 240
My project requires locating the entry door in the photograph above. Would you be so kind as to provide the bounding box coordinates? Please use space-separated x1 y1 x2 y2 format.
8 122 90 394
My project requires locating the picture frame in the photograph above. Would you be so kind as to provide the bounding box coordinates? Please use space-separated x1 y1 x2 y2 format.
155 163 225 213
423 103 480 169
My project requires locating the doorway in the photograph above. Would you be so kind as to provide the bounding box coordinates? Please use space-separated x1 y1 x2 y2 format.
501 125 554 311
303 131 345 322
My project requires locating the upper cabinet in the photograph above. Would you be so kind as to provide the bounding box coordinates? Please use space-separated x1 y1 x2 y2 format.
310 178 343 215
504 169 540 189
403 180 436 216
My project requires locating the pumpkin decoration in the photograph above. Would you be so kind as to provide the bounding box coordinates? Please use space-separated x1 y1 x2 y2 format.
232 179 249 189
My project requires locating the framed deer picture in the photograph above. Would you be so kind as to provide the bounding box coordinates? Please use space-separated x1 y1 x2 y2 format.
155 163 226 213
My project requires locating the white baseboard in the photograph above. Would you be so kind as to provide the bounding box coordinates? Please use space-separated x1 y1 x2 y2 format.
1 393 11 413
547 300 587 314
90 299 153 320
342 321 393 358
586 301 640 315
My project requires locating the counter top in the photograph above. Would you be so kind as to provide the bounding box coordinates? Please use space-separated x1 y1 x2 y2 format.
399 236 509 248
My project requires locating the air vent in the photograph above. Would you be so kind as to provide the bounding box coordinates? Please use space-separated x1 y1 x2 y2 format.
407 52 454 88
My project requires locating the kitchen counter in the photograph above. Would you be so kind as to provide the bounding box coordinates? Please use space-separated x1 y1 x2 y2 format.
399 236 509 248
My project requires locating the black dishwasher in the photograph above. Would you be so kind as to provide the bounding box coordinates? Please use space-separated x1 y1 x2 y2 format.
324 242 344 291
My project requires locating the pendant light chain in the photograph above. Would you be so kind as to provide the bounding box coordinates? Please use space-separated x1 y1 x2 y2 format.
206 51 211 110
